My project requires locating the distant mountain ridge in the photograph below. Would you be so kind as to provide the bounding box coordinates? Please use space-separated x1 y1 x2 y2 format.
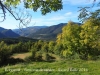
0 27 20 38
28 22 81 40
0 32 6 38
0 27 6 32
13 26 48 37
28 23 67 40
12 22 81 40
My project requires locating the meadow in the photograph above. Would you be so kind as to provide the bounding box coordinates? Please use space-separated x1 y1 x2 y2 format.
0 54 100 75
0 20 100 75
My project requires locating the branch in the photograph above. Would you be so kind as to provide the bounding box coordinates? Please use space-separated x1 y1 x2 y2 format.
0 0 32 29
0 0 6 22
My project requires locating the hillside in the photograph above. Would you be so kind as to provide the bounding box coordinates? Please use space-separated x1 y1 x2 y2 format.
0 27 20 38
0 32 6 38
28 22 82 40
0 27 6 32
13 26 48 37
0 37 38 44
28 23 67 40
2 29 20 38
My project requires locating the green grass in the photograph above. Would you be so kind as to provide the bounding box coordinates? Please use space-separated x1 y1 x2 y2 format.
0 59 100 75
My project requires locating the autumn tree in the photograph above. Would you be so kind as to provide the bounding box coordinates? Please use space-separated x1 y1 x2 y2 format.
56 21 81 58
56 19 100 60
79 18 100 60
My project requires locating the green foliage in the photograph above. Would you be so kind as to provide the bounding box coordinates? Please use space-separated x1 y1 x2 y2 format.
79 19 100 60
0 40 33 65
11 42 31 53
0 37 38 44
56 21 81 58
42 53 49 61
56 20 100 60
4 0 63 15
48 41 55 53
54 43 63 56
41 42 49 53
0 60 100 75
78 3 100 22
0 41 12 65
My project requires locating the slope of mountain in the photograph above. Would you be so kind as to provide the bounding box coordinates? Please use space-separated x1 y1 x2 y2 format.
0 32 6 38
13 26 48 37
2 29 20 38
28 23 67 40
0 27 20 38
0 27 6 32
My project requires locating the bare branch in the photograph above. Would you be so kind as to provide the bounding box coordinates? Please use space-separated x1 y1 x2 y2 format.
0 0 6 22
0 0 32 29
14 8 32 30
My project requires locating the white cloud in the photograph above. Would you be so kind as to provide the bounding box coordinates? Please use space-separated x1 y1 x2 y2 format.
26 12 78 27
65 12 72 16
47 12 73 21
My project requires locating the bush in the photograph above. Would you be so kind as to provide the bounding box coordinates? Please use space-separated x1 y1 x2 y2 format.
0 41 12 65
42 53 51 61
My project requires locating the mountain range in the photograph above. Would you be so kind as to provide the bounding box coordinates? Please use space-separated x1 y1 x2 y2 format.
13 26 48 37
27 22 81 40
1 22 81 40
28 23 67 40
0 27 20 38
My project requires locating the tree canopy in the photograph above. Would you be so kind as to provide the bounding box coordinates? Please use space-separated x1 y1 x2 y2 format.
0 0 99 22
0 0 63 21
56 19 100 60
0 0 63 28
78 0 100 22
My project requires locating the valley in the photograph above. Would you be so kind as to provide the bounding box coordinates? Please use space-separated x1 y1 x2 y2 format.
0 21 100 75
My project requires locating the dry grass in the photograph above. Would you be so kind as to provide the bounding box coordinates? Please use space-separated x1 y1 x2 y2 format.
11 52 31 60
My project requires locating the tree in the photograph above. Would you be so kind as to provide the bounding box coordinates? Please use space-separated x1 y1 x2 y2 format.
56 21 81 58
0 41 12 64
0 0 99 23
41 42 49 53
79 18 100 60
0 0 62 22
48 41 55 53
56 19 100 60
78 0 100 22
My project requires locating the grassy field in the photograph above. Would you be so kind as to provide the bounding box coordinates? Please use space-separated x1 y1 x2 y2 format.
0 59 100 75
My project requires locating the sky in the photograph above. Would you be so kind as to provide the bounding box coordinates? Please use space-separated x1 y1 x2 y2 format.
0 0 99 29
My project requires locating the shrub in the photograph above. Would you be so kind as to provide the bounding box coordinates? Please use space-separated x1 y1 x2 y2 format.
0 41 12 65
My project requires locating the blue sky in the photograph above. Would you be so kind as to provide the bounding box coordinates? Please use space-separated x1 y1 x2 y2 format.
0 0 99 29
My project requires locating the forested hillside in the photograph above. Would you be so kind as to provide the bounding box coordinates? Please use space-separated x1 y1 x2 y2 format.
13 26 48 37
28 23 81 40
28 23 66 40
0 27 20 38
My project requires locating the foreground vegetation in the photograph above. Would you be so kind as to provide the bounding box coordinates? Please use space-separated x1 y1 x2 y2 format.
0 18 100 75
0 59 100 75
